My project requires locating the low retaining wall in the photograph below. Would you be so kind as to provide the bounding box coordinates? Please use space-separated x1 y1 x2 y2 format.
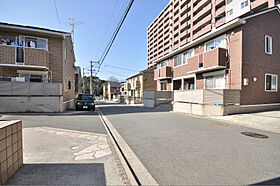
144 91 173 108
173 102 280 116
0 120 23 184
0 96 63 113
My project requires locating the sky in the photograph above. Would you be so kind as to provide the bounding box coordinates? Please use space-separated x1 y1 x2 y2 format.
0 0 169 81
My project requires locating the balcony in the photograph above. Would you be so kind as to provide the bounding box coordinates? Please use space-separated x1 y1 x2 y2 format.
188 48 227 73
0 45 49 69
154 66 172 80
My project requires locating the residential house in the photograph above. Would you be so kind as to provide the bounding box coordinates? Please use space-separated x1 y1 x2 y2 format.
0 22 76 112
103 81 121 101
149 1 280 115
125 67 157 104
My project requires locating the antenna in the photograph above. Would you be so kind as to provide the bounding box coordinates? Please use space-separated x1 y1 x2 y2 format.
68 17 84 45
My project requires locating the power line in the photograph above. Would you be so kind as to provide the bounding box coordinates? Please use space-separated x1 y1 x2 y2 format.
53 0 61 29
95 0 135 76
103 64 139 72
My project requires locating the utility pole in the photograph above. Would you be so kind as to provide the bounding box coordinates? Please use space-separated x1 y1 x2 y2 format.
83 68 85 93
90 61 93 95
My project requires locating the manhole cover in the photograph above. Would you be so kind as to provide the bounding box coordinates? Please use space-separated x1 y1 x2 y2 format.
213 123 228 126
241 132 269 139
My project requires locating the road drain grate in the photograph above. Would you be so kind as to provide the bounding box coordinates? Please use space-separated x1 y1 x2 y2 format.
241 132 269 139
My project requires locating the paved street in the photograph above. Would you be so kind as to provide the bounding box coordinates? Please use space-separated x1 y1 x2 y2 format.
3 111 124 185
98 102 280 185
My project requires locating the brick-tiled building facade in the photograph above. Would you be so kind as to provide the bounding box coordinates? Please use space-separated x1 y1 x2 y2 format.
0 22 76 112
148 1 280 115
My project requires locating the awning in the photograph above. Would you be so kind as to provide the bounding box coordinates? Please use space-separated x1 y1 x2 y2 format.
0 63 48 70
17 70 48 76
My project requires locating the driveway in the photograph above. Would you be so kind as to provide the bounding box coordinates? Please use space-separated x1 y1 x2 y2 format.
3 111 123 185
97 103 280 185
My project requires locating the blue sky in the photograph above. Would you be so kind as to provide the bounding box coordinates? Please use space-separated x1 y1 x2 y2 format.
0 0 169 81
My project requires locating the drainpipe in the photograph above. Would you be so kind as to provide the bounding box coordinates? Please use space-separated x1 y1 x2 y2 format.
225 33 233 89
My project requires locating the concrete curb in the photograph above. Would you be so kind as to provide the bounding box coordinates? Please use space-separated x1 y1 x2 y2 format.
97 107 158 186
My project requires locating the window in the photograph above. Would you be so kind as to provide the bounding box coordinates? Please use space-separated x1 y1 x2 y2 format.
25 37 37 48
38 39 48 49
68 81 71 90
160 60 168 67
265 35 272 54
241 0 249 8
226 0 233 4
19 36 48 50
265 74 278 91
160 80 167 91
226 9 233 17
205 35 226 51
205 75 225 89
174 54 182 67
183 49 194 64
183 78 195 90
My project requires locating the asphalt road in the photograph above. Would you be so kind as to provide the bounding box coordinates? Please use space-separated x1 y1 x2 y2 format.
98 103 280 185
4 110 106 134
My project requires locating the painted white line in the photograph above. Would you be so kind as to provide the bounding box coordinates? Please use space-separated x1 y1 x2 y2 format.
97 107 159 186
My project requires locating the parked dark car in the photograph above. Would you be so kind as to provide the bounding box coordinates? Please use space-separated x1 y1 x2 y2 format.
75 94 95 111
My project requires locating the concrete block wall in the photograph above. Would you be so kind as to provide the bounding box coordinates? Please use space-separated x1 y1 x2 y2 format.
0 120 23 184
0 96 63 113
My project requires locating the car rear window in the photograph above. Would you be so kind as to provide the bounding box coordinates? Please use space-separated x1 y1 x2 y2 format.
78 95 93 100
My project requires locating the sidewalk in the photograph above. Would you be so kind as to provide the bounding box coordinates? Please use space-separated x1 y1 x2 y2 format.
209 110 280 133
3 113 126 185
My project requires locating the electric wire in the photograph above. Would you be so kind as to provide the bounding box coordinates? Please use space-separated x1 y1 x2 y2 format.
94 0 135 76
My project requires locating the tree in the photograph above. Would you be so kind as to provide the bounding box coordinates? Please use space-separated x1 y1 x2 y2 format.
108 76 119 82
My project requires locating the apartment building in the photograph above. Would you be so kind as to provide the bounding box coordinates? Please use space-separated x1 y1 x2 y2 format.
147 0 279 68
124 67 157 104
0 22 76 112
149 1 280 115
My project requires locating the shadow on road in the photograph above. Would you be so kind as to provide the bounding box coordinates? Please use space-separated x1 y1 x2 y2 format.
6 164 106 185
1 110 99 117
97 102 172 115
251 177 280 185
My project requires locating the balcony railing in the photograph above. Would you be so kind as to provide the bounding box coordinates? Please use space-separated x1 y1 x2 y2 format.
0 45 49 68
154 66 172 80
189 48 227 73
0 81 62 96
174 89 240 105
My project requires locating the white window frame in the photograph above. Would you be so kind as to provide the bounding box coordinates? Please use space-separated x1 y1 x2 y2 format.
265 73 278 92
265 35 272 55
19 35 48 51
204 35 226 51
